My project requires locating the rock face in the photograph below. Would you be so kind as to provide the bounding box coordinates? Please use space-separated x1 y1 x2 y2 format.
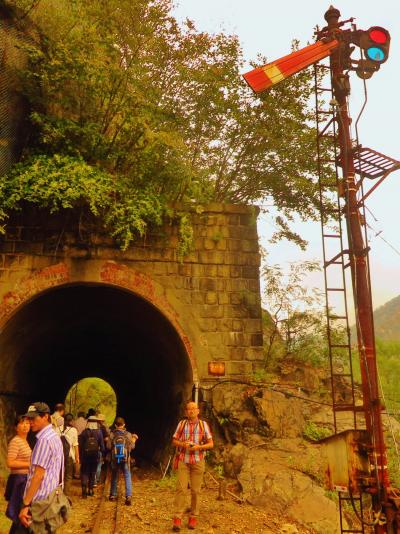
212 383 306 441
237 447 340 534
212 383 342 534
252 389 305 438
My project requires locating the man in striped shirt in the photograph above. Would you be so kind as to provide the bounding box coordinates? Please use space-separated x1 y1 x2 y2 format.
172 401 213 531
19 402 64 530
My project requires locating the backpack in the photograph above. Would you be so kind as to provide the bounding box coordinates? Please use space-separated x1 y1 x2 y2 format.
111 431 129 465
176 418 206 444
172 418 207 469
82 430 99 459
59 427 71 465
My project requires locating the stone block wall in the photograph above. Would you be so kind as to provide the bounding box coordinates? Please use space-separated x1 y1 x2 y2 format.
0 204 264 384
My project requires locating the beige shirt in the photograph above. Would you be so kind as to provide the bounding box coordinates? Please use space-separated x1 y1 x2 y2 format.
7 435 31 474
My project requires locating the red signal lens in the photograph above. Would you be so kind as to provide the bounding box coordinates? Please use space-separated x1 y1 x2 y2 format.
369 28 388 44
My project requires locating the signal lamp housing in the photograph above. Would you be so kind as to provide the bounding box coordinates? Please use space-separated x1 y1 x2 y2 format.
359 26 390 64
355 26 390 79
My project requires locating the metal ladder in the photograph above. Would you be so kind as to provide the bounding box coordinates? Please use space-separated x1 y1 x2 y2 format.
314 62 368 534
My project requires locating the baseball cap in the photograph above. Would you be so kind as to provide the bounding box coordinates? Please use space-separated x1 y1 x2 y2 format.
23 402 51 418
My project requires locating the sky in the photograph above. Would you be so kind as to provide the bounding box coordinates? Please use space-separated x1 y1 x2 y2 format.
173 0 400 314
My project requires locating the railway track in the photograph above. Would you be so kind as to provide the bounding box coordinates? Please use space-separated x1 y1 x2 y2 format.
91 470 123 534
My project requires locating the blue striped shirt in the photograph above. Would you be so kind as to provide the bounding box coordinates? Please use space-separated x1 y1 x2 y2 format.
25 424 64 502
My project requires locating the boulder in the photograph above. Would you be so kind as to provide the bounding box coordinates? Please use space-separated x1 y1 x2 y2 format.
237 448 341 534
223 442 248 477
252 389 305 438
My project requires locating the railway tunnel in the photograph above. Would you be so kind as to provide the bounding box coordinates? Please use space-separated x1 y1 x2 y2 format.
0 284 193 463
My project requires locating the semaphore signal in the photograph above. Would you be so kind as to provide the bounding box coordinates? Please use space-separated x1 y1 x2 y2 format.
243 39 339 93
243 6 400 534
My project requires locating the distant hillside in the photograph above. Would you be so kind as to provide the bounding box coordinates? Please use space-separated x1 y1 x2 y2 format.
373 295 400 341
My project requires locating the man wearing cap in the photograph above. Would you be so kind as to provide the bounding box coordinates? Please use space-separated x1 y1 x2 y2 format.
19 402 64 530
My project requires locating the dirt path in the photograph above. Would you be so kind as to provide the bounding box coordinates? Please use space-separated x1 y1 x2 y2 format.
55 470 314 534
0 470 314 533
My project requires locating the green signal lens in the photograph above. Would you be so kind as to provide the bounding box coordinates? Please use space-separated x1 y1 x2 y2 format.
367 47 385 62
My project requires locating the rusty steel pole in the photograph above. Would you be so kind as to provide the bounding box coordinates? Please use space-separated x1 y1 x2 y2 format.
324 6 400 533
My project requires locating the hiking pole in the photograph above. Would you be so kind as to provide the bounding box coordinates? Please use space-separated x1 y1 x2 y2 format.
162 454 173 479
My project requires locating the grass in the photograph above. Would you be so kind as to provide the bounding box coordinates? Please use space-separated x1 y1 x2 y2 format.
0 492 11 532
302 421 331 442
155 472 177 490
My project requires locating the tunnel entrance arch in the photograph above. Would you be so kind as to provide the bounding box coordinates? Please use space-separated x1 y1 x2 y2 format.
0 264 196 464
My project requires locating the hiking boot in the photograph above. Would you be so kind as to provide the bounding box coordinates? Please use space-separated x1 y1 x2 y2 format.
188 516 197 530
172 517 182 532
109 495 116 501
125 497 132 506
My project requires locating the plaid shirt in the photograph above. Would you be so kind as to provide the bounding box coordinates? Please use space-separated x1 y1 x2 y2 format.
173 419 212 464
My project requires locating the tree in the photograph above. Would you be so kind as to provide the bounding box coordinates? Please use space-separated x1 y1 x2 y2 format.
262 259 346 369
1 0 328 249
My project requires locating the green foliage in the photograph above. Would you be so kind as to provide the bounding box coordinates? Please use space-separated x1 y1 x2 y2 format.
262 259 341 368
213 464 224 478
324 489 339 503
2 0 329 250
352 338 400 412
387 441 400 490
351 339 400 489
251 367 277 384
0 154 166 250
177 212 194 260
64 377 117 426
302 421 331 442
155 471 177 490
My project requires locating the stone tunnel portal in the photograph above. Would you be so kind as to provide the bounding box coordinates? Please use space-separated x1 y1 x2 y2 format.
0 284 193 464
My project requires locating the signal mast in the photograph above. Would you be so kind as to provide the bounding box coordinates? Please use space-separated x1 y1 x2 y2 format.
244 6 400 533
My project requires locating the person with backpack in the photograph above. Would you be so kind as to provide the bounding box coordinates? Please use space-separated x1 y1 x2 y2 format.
80 416 104 498
18 402 70 533
94 413 110 486
50 404 65 431
58 414 79 496
171 401 213 532
108 417 138 506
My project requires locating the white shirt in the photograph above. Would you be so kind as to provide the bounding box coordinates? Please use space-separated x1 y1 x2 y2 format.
59 426 79 461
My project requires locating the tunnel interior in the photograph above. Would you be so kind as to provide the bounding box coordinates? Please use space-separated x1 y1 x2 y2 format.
0 284 193 463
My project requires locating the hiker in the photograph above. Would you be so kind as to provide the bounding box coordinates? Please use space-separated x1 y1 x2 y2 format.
95 413 110 486
172 401 214 532
5 415 32 534
73 411 86 436
19 402 70 533
80 416 104 498
59 413 79 496
85 408 96 419
51 403 65 430
108 417 138 506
